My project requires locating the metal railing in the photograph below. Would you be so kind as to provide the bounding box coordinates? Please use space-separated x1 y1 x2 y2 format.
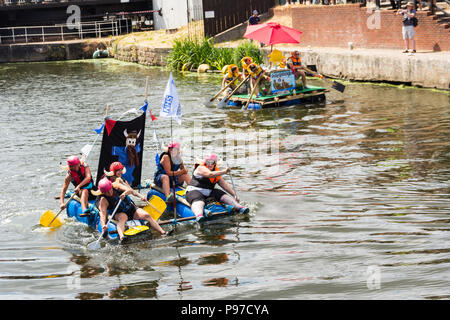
0 18 131 44
0 0 113 7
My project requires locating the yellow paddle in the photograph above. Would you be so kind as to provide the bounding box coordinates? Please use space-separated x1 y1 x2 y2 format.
124 225 149 236
123 192 167 236
39 193 76 228
142 195 167 221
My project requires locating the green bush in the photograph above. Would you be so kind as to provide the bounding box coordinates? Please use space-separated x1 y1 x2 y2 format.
166 37 263 72
232 41 263 66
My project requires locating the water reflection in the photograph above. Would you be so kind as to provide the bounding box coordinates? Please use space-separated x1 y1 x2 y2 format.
0 60 449 299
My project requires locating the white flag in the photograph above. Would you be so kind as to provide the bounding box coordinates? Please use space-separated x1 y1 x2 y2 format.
160 73 182 125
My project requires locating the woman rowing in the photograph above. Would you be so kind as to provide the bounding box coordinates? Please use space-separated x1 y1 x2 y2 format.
222 64 244 95
248 62 271 97
92 177 170 244
59 155 94 216
185 154 249 221
153 141 191 204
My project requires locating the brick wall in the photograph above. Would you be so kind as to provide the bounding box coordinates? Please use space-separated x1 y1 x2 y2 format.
273 4 450 51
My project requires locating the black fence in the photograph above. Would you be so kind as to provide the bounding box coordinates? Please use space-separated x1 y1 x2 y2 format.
202 0 275 38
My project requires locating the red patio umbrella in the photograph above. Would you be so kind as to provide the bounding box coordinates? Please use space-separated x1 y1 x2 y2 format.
243 22 303 46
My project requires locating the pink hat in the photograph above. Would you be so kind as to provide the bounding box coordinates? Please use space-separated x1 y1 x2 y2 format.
67 156 81 166
168 141 180 149
98 177 112 193
204 153 218 163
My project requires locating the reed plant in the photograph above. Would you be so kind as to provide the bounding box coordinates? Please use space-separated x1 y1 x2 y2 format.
232 41 263 66
166 37 263 72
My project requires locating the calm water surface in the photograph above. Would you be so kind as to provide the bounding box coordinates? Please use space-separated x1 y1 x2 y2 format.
0 59 449 300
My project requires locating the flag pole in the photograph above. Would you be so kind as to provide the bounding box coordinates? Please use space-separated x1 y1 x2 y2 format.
170 117 177 221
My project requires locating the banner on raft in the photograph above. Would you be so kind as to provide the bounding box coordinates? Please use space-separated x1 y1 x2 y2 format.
96 111 146 188
270 69 296 94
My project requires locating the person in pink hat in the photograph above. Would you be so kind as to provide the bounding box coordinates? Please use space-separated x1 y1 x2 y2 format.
59 155 94 216
92 177 171 244
153 141 191 204
185 153 249 221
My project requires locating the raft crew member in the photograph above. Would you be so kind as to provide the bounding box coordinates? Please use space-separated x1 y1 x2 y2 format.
185 154 249 222
222 64 243 95
59 155 94 216
286 50 307 88
241 56 253 77
93 177 170 244
248 62 271 96
104 161 130 187
154 141 191 204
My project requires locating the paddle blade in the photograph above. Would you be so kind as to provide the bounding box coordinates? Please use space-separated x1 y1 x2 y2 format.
143 196 167 220
87 240 101 251
332 81 345 93
217 99 227 109
176 189 186 197
40 210 64 228
124 225 149 236
204 98 212 106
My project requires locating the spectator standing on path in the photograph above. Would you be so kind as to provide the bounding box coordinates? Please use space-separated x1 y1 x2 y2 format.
248 10 263 47
397 2 417 53
248 10 260 27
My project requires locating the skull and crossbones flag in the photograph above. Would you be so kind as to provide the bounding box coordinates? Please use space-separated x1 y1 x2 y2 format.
96 111 146 188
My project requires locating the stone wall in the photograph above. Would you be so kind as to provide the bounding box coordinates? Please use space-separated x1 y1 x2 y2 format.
114 44 171 66
265 47 450 90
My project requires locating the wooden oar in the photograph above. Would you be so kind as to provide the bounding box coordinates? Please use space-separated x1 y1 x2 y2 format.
207 77 237 105
157 209 228 226
218 75 250 108
87 199 122 250
151 183 191 208
242 73 263 110
40 193 76 228
303 66 346 93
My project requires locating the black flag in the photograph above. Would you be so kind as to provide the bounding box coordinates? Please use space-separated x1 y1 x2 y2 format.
96 112 146 188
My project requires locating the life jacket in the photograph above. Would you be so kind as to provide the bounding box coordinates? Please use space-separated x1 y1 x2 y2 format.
248 64 263 79
189 161 221 190
69 164 92 188
288 55 302 72
96 188 134 215
225 65 240 86
241 57 253 76
154 151 180 177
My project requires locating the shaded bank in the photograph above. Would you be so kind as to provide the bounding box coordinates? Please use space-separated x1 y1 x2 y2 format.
0 40 110 63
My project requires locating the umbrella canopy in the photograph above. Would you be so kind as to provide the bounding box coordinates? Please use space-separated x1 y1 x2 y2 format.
243 22 302 45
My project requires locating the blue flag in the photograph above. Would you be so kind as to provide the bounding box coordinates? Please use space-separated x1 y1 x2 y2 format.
94 123 105 134
140 101 148 113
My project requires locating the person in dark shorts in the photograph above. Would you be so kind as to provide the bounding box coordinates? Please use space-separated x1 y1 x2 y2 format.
92 177 169 243
153 141 190 204
185 154 249 221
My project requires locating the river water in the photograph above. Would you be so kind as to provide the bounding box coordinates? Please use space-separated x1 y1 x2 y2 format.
0 59 449 300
